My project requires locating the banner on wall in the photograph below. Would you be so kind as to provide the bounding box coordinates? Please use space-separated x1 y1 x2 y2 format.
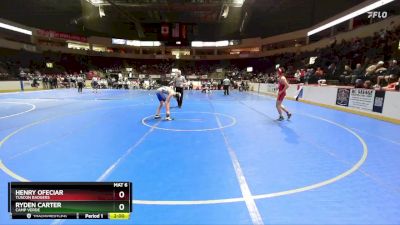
372 90 385 113
37 29 87 42
336 88 350 106
348 89 375 111
336 88 385 113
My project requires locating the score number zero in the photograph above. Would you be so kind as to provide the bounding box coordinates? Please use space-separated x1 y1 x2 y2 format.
114 182 129 212
118 191 125 211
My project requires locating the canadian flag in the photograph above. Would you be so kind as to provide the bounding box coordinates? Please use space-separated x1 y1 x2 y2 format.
161 24 169 37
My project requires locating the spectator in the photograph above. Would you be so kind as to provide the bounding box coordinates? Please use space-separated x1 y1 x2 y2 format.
294 69 301 82
352 63 364 84
315 67 326 85
382 76 400 91
304 68 315 84
365 61 385 81
377 60 399 86
42 75 49 89
327 63 339 80
355 79 364 88
315 67 325 79
364 80 373 89
340 65 352 84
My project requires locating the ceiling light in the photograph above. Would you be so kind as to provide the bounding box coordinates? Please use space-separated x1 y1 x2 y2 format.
0 22 32 35
308 0 395 36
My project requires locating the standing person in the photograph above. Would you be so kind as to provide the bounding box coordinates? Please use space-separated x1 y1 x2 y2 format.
154 86 181 121
77 76 84 93
42 75 48 89
223 77 231 95
71 75 76 88
276 68 292 121
19 70 26 91
53 76 58 89
170 70 186 108
91 76 98 93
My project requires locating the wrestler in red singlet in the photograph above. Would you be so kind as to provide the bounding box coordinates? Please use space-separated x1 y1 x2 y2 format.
276 68 292 121
277 78 286 102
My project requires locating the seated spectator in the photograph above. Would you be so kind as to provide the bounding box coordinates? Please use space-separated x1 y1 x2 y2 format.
364 80 373 89
315 67 326 85
299 69 305 83
355 79 364 88
294 69 301 82
365 61 385 81
327 63 340 80
377 60 399 86
382 76 400 91
304 68 315 84
352 63 364 84
340 65 352 84
315 67 325 78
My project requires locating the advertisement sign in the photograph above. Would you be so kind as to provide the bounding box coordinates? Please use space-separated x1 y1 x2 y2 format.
372 90 385 113
348 89 375 111
336 88 385 113
336 88 351 106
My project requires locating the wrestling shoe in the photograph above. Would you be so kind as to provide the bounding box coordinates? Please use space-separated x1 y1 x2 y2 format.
277 116 284 121
154 115 161 119
287 112 292 120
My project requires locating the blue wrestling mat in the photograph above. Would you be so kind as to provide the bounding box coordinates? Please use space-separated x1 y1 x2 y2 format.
0 89 399 225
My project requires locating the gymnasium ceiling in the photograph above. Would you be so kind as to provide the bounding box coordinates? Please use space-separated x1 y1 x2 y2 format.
0 0 376 41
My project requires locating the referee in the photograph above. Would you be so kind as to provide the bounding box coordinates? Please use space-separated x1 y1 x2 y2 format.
223 76 231 95
170 70 187 108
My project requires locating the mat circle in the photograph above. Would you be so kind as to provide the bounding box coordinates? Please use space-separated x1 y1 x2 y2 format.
141 111 237 132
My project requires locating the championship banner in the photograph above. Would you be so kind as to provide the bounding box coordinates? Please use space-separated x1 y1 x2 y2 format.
172 23 180 38
36 29 87 42
180 24 187 40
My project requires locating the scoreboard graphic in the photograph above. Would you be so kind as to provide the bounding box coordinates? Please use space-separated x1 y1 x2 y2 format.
8 182 132 220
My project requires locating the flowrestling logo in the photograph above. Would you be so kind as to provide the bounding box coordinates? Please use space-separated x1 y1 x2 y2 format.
367 11 388 19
